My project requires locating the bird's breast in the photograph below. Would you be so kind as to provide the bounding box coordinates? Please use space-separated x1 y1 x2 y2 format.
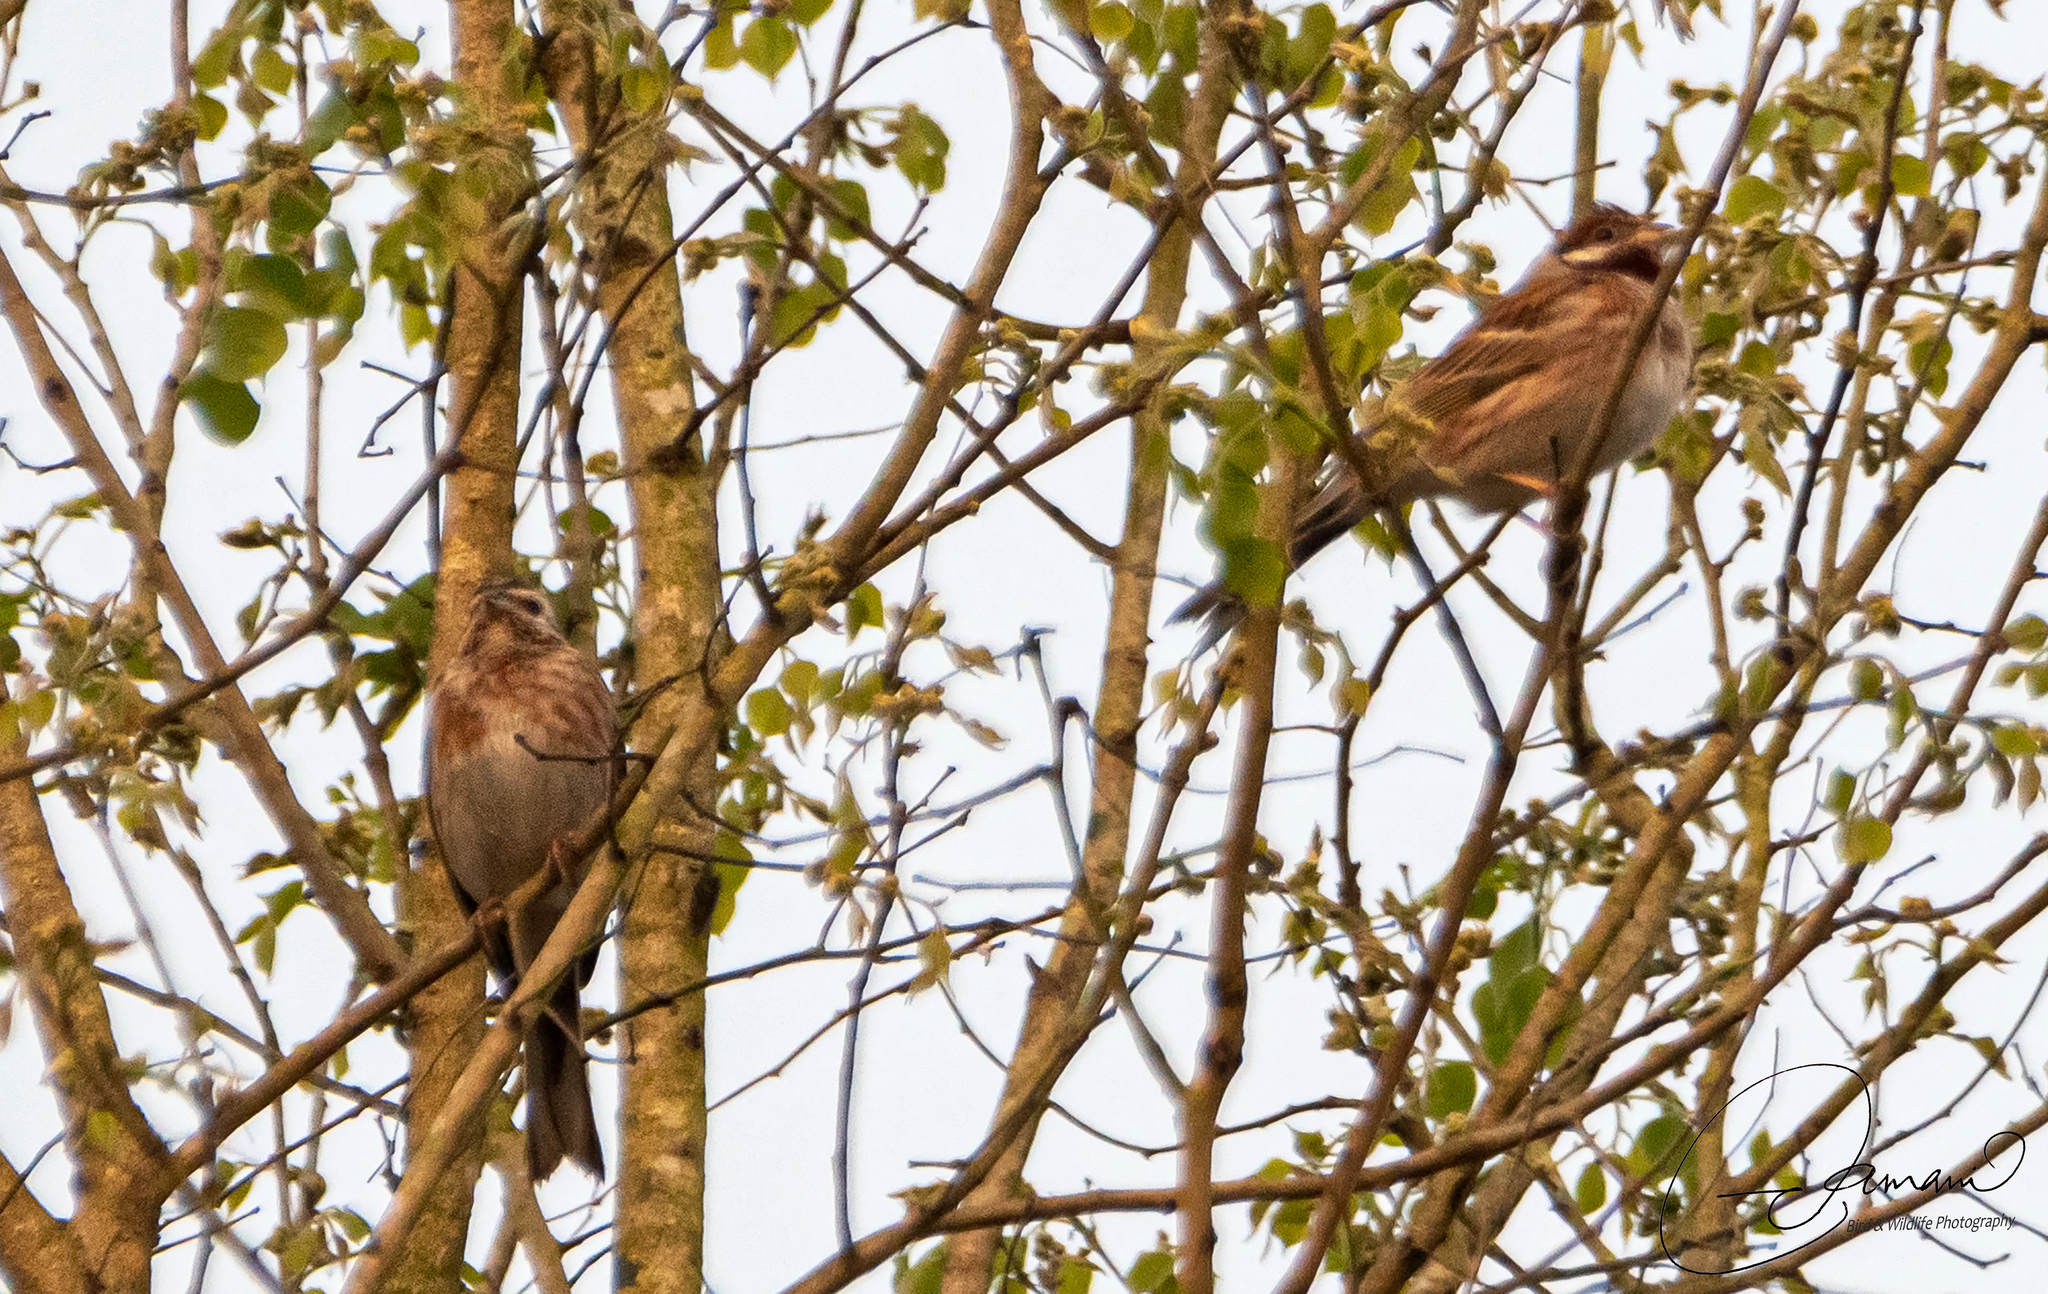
1605 302 1692 467
427 654 616 904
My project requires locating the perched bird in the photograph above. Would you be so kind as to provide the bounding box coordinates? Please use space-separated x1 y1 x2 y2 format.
1175 204 1694 643
428 577 615 1180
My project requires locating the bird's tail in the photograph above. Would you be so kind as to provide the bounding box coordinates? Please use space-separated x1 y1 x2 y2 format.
1288 463 1374 569
1167 581 1248 653
525 974 604 1182
1171 464 1373 650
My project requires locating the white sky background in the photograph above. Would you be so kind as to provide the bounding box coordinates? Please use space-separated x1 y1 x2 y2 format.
3 1 2048 1291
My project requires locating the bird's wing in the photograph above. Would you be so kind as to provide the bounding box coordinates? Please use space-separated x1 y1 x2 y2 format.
1399 273 1647 470
1398 280 1583 435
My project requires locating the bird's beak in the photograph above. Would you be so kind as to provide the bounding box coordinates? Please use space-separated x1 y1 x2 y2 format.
1642 221 1687 265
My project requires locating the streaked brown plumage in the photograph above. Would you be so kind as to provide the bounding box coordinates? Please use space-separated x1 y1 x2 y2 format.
1176 205 1695 642
428 578 613 1180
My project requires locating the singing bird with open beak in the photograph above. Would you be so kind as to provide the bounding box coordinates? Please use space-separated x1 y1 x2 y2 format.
1175 204 1694 642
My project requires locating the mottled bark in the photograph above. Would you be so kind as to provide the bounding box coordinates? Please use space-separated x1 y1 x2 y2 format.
0 687 162 1294
396 0 535 1285
537 4 723 1290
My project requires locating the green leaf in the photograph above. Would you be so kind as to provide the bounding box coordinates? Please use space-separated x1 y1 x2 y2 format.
1847 658 1884 702
1890 154 1930 198
192 31 238 89
1425 1061 1476 1119
400 303 434 349
1659 410 1714 484
1353 298 1403 371
330 1208 372 1243
1631 1113 1688 1174
894 1242 947 1294
150 232 197 296
1220 536 1285 607
1744 103 1783 153
1163 2 1197 63
1272 400 1321 457
1748 1129 1773 1170
1473 964 1548 1066
322 227 360 277
181 371 262 444
1966 1034 2010 1078
195 93 228 141
1143 73 1188 150
836 668 883 717
704 12 740 68
745 689 791 738
1992 723 2039 757
1574 1162 1607 1213
781 658 821 703
1834 146 1872 197
1838 816 1892 864
306 86 354 155
1888 676 1919 750
1699 312 1740 348
267 176 332 247
1127 1251 1178 1294
1723 174 1785 224
846 583 883 640
908 925 952 993
740 16 796 78
1090 2 1134 42
359 28 420 66
1290 4 1337 79
769 281 838 347
1347 134 1421 236
303 269 352 320
1742 652 1784 716
2008 614 2048 652
1944 135 1990 178
894 107 950 194
1201 461 1256 548
252 44 294 95
789 0 833 24
823 179 871 241
1907 334 1951 398
1739 405 1790 495
204 307 288 381
263 879 306 925
1489 918 1539 985
1823 768 1856 816
620 64 666 112
711 830 753 935
233 253 309 318
1465 880 1496 920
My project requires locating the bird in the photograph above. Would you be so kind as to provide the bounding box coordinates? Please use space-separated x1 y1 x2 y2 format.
1173 204 1694 644
427 576 615 1180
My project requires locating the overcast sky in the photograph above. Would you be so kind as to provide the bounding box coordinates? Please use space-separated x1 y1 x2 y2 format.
4 1 2048 1290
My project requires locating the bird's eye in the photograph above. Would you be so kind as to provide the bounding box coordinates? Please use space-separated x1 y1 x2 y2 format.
1595 225 1618 241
